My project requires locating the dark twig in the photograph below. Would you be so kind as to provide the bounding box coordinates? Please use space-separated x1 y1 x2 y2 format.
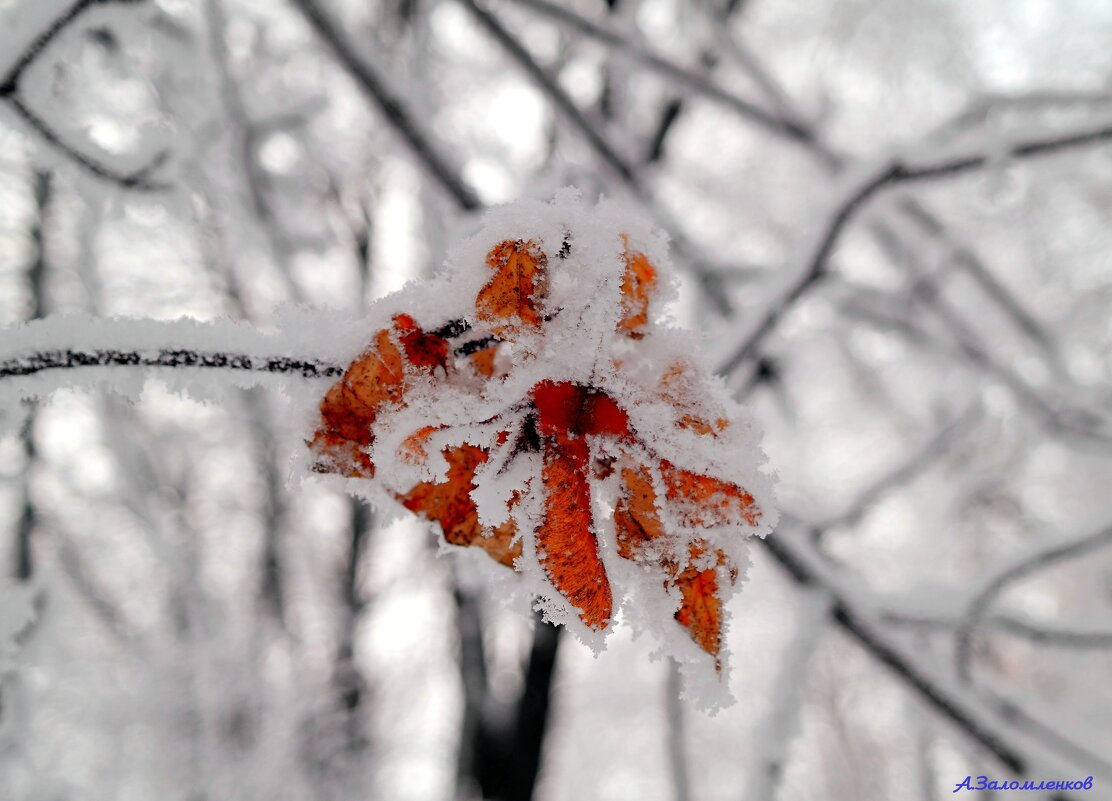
0 348 343 381
457 0 739 316
0 0 144 92
760 529 1087 796
715 119 1112 376
1 0 169 190
954 522 1112 683
459 0 641 188
503 0 823 154
665 660 692 801
288 0 481 211
464 612 563 801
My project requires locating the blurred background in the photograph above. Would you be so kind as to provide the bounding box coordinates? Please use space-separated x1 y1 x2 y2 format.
2 0 1112 799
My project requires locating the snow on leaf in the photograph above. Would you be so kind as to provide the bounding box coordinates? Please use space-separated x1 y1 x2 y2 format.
661 462 761 529
399 443 522 569
307 192 777 697
618 241 657 339
532 380 630 630
475 239 548 337
309 315 449 477
614 464 732 664
672 542 730 665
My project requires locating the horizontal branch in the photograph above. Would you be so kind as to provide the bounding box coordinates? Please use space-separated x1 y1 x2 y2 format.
0 348 343 381
885 610 1112 650
715 117 1112 376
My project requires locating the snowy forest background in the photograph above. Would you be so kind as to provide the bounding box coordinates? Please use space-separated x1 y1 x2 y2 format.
2 0 1112 799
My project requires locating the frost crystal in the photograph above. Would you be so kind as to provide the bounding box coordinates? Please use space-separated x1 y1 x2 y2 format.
308 191 778 702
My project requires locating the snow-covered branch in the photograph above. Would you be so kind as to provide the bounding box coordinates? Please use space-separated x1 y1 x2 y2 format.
716 116 1112 376
503 0 824 155
760 526 1091 796
954 521 1112 682
0 0 169 189
289 0 482 211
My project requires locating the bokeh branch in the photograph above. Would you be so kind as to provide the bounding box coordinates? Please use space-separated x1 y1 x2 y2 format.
716 116 1112 376
0 0 168 189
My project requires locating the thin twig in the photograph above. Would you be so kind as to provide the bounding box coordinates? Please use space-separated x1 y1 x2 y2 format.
205 0 307 304
288 0 481 211
715 118 1112 376
884 610 1112 650
896 198 1062 369
0 348 343 380
0 0 145 92
460 0 641 188
0 0 169 190
5 95 169 191
954 521 1112 683
457 0 740 316
740 590 830 801
503 0 824 155
816 405 979 531
760 528 1087 797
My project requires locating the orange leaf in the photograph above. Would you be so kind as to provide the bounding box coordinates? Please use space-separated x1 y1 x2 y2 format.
399 443 522 568
537 436 613 629
615 465 732 660
532 380 620 630
468 346 499 379
618 245 657 339
672 542 728 665
310 327 406 477
613 465 665 560
661 461 761 527
393 313 450 371
475 240 547 337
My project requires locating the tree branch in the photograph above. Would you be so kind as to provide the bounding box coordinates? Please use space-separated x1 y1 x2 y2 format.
0 0 170 190
884 610 1112 651
458 0 744 317
760 527 1091 797
815 404 979 531
503 0 825 155
459 0 641 188
0 0 145 93
4 96 169 190
288 0 481 211
0 347 343 381
954 521 1112 683
715 118 1112 376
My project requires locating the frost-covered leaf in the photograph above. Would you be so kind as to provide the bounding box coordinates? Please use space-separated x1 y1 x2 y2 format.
306 192 777 700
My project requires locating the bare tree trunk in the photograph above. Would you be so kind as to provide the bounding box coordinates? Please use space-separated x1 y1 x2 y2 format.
13 170 51 582
457 604 562 801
